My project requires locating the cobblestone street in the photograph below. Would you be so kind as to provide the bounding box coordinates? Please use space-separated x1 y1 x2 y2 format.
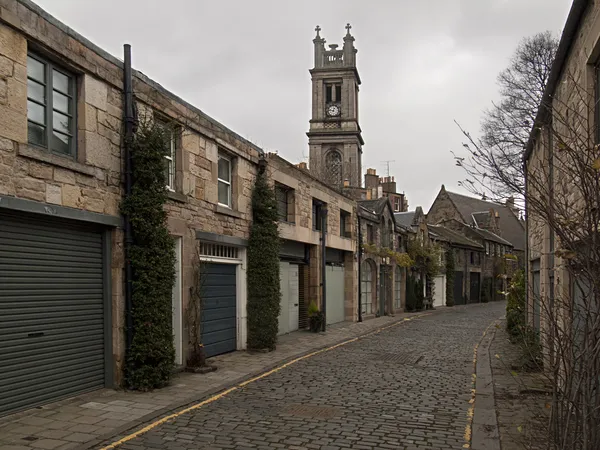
101 303 505 450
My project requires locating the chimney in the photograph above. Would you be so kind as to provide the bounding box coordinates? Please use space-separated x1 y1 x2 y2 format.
297 162 308 170
364 168 379 190
343 179 350 188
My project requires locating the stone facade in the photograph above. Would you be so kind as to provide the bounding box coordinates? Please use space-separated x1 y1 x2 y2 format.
266 153 358 323
358 197 408 317
307 26 363 189
524 0 598 339
0 0 262 386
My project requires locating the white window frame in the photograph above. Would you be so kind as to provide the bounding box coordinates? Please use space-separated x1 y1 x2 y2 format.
394 266 402 310
218 153 232 208
165 128 176 191
361 261 373 315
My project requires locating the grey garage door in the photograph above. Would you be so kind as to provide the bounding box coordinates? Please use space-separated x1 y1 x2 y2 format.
0 213 106 416
201 263 237 358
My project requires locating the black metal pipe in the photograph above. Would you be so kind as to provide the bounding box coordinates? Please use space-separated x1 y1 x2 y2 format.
357 214 363 322
123 44 134 356
321 207 328 331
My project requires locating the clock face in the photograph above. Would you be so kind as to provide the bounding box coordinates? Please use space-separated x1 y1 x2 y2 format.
327 104 341 117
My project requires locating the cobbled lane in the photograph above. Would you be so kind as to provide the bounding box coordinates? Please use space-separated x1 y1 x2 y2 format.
109 303 505 450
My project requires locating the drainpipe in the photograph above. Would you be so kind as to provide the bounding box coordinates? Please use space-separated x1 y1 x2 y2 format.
357 214 363 322
123 44 134 357
321 207 328 331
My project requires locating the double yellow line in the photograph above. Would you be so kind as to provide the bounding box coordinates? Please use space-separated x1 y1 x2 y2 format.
101 314 429 449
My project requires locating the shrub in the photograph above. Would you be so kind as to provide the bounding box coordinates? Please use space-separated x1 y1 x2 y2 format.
121 120 176 390
246 166 281 350
405 276 417 312
506 270 526 338
415 278 425 311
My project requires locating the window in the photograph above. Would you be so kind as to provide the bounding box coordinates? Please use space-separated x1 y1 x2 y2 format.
27 54 76 156
326 83 342 104
312 200 326 231
367 224 374 243
361 260 374 315
485 242 490 255
394 197 401 212
218 153 232 207
275 184 293 222
156 118 179 190
395 266 403 310
470 252 475 264
340 210 351 238
397 235 404 251
326 150 343 187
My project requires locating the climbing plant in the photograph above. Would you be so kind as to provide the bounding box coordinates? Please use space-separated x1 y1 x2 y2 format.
362 243 413 267
121 119 176 390
246 163 281 350
445 247 455 306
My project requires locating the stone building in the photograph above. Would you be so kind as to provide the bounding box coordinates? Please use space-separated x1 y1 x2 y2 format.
0 0 272 415
358 196 408 318
307 24 363 189
427 185 525 267
428 225 483 306
266 153 357 332
523 0 592 337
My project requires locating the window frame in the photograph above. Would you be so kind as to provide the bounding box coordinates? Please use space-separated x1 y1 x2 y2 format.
394 266 402 310
275 183 293 223
27 52 77 157
361 260 374 315
156 117 179 191
340 210 351 238
312 199 326 231
217 153 232 208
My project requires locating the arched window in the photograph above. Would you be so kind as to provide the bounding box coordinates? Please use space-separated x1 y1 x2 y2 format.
326 150 343 187
395 266 403 310
361 259 375 315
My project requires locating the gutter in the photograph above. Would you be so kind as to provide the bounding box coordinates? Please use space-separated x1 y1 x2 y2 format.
523 0 589 162
123 45 134 361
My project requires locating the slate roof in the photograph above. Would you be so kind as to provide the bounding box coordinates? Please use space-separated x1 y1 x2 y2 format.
358 198 388 215
428 225 483 249
445 191 526 251
394 211 416 229
467 227 513 246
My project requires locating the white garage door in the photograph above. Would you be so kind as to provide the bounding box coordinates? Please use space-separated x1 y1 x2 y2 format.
278 262 299 335
433 275 446 308
326 265 345 325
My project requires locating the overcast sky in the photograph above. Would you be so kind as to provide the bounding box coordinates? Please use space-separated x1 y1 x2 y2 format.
35 0 571 210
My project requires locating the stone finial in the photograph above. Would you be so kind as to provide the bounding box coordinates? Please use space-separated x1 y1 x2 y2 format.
345 23 352 36
315 25 321 38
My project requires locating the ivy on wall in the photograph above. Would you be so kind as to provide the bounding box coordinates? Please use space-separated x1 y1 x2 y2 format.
362 243 413 267
121 120 176 390
246 165 281 350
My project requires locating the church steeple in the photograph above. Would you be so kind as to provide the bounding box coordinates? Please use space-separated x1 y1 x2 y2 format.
307 25 363 189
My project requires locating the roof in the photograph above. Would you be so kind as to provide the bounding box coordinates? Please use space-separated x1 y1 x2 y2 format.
467 227 513 246
394 211 415 228
428 225 483 249
358 198 388 215
524 0 589 162
471 212 490 228
446 191 525 250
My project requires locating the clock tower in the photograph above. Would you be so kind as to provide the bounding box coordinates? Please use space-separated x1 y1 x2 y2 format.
307 24 364 189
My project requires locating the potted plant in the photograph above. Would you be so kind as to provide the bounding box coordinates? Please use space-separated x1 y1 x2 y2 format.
308 301 325 332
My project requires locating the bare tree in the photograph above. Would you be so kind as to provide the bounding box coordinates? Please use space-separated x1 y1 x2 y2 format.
454 32 559 203
492 68 600 449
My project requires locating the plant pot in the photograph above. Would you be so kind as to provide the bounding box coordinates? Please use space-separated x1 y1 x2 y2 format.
309 312 324 332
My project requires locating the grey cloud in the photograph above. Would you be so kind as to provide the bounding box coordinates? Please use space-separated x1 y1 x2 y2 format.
34 0 571 210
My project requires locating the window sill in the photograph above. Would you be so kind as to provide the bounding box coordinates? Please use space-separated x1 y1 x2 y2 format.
167 190 187 203
18 144 95 177
278 220 296 225
215 204 243 219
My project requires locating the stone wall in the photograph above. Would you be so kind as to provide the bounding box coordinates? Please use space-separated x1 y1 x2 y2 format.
0 0 264 384
266 154 358 321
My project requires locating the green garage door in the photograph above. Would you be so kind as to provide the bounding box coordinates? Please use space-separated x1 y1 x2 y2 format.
0 213 106 416
201 263 237 357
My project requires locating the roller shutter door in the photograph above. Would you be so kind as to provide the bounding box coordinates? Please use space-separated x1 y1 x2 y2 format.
201 263 237 357
0 212 106 416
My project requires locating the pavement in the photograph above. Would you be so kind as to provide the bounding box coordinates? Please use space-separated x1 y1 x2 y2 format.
0 303 506 450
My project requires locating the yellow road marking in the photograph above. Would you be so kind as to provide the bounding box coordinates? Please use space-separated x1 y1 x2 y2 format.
463 320 497 448
100 313 430 449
